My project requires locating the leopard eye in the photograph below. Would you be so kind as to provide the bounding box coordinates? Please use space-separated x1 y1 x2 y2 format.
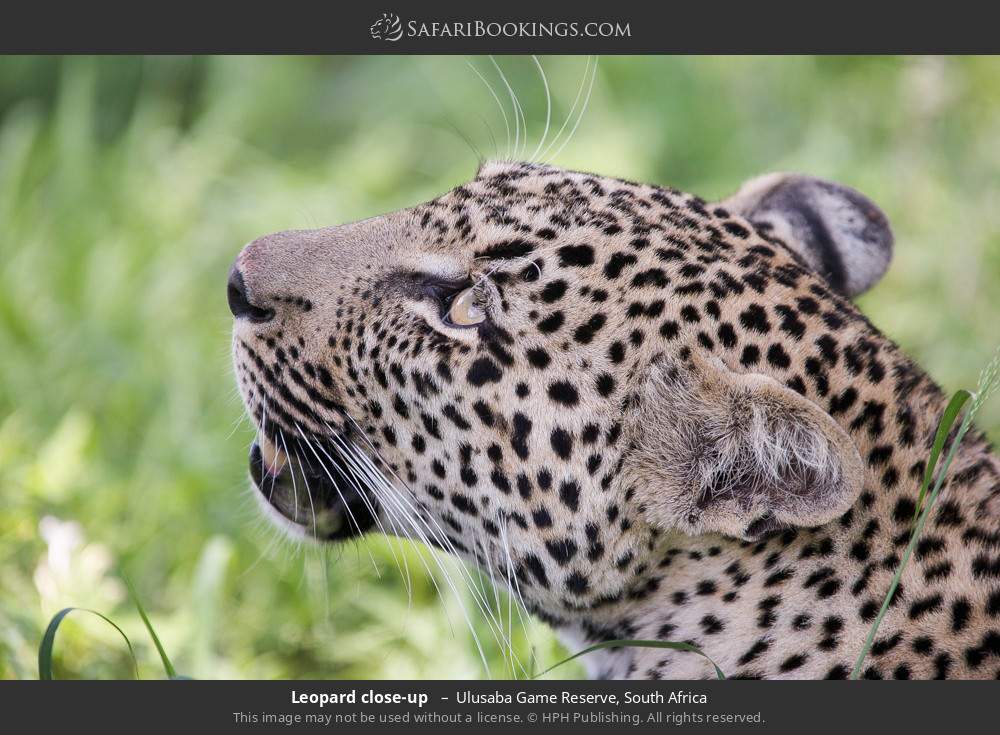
444 286 485 327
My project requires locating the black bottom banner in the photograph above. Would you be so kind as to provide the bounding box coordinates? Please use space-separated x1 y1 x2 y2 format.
1 680 992 733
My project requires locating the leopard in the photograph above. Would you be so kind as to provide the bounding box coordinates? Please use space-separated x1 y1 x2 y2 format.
229 160 1000 679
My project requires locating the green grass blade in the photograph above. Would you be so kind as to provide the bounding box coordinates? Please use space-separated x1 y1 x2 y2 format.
534 639 725 680
912 390 974 522
122 573 178 679
38 607 139 681
851 388 974 679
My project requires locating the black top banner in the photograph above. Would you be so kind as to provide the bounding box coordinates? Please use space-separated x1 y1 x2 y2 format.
1 2 998 54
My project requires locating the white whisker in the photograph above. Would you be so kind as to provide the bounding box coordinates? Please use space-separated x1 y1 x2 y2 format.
539 55 592 162
294 424 381 575
489 56 523 159
547 55 599 164
528 55 552 162
467 60 511 158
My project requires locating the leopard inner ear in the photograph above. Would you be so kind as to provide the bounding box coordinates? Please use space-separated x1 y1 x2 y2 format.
625 352 864 542
719 173 894 299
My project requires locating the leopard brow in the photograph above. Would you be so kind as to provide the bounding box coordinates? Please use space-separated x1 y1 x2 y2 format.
473 239 536 262
375 270 470 299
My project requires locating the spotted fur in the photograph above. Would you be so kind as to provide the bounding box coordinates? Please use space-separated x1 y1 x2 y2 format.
231 161 1000 679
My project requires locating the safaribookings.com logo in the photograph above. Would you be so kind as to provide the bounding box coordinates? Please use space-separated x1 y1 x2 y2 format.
370 13 404 41
370 14 631 42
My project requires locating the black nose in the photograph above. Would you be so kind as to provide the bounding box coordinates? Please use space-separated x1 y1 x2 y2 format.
227 266 274 322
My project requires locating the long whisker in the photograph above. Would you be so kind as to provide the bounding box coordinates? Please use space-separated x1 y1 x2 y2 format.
284 435 317 538
538 55 592 162
467 60 511 158
547 55 599 164
310 432 413 604
478 115 499 160
335 436 494 674
476 533 527 678
489 56 522 159
497 512 534 678
294 424 380 575
446 121 485 167
338 414 517 671
260 399 281 503
340 415 514 620
334 439 455 625
528 55 552 162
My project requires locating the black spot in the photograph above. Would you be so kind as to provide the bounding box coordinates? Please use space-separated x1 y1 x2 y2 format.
526 347 551 369
632 268 669 289
545 538 578 566
817 578 842 599
467 357 502 386
779 654 808 672
660 321 680 340
740 344 760 367
908 594 943 620
557 244 595 268
608 341 627 363
523 554 549 588
472 400 495 427
696 580 717 596
548 380 580 406
700 615 725 634
538 312 565 334
717 323 738 349
574 314 607 344
859 600 879 622
595 373 615 397
451 494 478 516
476 240 535 261
973 554 1000 578
988 590 1000 617
532 507 552 528
964 631 1000 669
442 404 471 430
680 305 700 323
724 221 750 238
738 638 771 665
540 280 568 303
565 571 589 595
825 665 849 679
537 469 552 490
510 413 532 460
550 428 574 460
559 481 580 512
933 652 952 679
490 469 511 494
604 252 638 279
952 599 971 632
766 343 791 369
893 497 916 523
774 304 806 340
739 304 771 334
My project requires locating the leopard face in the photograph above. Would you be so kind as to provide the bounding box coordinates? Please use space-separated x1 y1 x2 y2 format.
230 161 1000 679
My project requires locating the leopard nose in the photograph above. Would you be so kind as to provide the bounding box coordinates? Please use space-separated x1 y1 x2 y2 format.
227 265 275 323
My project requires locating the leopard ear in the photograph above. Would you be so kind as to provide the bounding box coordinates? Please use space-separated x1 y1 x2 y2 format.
626 352 864 542
719 173 893 298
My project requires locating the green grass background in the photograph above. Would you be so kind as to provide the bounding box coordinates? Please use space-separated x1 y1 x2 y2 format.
1 56 999 679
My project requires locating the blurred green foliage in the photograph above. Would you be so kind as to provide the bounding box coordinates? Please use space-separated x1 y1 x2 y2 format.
1 56 998 680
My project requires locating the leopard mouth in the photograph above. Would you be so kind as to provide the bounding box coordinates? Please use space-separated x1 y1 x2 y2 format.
248 433 380 541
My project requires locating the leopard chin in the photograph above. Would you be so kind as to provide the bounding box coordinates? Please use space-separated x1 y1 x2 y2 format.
248 433 379 541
